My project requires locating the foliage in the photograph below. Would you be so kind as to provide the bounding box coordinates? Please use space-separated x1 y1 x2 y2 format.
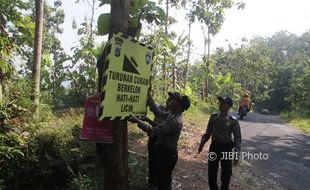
0 0 33 103
68 18 106 101
210 72 243 104
97 13 110 35
191 0 234 36
0 109 103 190
97 0 166 38
280 111 310 134
0 78 55 189
211 31 310 114
213 37 273 102
15 0 68 108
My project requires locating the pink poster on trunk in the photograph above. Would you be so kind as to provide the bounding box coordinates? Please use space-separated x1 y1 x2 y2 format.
80 93 113 143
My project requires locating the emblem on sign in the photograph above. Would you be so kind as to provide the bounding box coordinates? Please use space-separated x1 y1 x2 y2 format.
146 53 151 65
115 47 121 57
115 37 124 57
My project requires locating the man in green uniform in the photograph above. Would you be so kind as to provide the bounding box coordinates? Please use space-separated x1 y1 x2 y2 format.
130 92 190 190
198 96 242 190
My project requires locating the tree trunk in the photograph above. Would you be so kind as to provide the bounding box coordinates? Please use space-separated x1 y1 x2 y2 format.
0 83 2 106
32 0 44 109
201 25 207 100
172 62 176 90
207 29 211 59
202 28 211 99
204 30 210 98
89 0 96 94
162 0 169 94
103 120 128 190
102 1 129 190
184 17 192 87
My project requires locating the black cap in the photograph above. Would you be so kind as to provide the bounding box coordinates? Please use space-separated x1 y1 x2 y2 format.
217 96 233 107
168 92 191 111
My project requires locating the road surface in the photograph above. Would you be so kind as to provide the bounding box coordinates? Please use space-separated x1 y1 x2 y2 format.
237 113 310 190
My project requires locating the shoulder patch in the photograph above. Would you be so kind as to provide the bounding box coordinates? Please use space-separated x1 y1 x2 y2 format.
211 113 219 117
229 115 237 120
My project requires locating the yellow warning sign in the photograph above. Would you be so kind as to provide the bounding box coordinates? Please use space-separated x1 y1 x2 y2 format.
99 33 153 120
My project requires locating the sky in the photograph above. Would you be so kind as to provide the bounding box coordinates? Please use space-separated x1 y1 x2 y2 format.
55 0 310 59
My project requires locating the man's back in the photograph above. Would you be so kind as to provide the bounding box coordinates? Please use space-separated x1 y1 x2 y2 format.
240 96 251 107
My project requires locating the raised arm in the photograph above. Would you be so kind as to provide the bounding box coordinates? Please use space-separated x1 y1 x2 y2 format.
147 92 167 118
128 115 152 135
140 116 157 127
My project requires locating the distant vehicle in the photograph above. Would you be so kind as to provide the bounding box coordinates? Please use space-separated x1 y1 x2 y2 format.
238 105 249 120
260 109 270 115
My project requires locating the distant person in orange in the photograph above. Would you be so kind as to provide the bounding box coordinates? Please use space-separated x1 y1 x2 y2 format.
239 93 251 113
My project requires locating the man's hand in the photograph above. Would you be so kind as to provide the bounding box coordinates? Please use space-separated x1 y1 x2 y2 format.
198 144 204 154
140 115 150 122
233 149 240 166
197 134 208 153
195 143 204 158
233 158 239 166
147 90 154 106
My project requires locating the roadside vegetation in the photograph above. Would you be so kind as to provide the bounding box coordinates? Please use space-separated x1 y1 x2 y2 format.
280 112 310 134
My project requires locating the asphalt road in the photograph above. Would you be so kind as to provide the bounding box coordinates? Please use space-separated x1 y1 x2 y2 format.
235 113 310 190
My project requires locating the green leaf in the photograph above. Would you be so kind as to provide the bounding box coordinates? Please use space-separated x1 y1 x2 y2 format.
43 52 52 66
163 36 174 50
97 13 110 36
99 0 111 7
130 0 148 14
157 7 166 21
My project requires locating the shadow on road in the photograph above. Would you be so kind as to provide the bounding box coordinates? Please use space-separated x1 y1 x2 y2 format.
243 134 310 168
242 133 310 190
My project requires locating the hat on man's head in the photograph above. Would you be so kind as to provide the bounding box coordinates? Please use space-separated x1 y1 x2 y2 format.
168 92 191 111
181 95 190 111
168 92 181 100
217 96 233 107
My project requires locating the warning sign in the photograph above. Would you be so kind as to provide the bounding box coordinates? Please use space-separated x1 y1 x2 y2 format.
99 33 153 120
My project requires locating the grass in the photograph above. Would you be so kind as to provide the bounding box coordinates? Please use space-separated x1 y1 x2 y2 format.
20 105 307 190
184 101 216 129
280 111 310 134
287 118 310 134
1 100 215 190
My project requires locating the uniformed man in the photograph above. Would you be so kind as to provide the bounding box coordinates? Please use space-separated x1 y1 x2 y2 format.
130 92 191 190
198 96 241 190
140 104 168 187
239 93 252 113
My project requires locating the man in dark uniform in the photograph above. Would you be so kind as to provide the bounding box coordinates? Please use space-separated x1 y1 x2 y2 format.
130 92 190 190
140 103 169 187
198 96 241 190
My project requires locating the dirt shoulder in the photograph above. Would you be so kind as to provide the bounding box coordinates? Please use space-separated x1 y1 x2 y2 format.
171 123 283 190
129 121 283 190
173 150 283 190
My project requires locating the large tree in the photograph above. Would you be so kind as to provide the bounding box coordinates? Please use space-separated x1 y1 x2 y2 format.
101 1 129 190
32 0 44 109
191 0 243 99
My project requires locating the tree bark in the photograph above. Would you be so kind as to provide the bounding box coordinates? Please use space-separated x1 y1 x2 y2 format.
184 17 192 87
102 1 129 190
163 0 169 94
32 0 44 109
